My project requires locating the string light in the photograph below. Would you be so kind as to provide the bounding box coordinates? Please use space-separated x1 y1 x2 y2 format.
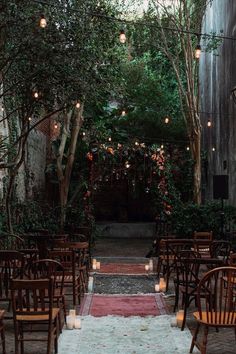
125 161 130 168
186 146 190 151
161 144 164 149
164 117 170 124
212 147 216 152
28 117 32 121
207 120 212 127
135 141 139 146
108 137 112 142
54 122 58 129
76 101 81 109
119 29 126 44
33 91 39 99
82 132 86 136
195 44 201 59
39 15 47 28
121 110 126 116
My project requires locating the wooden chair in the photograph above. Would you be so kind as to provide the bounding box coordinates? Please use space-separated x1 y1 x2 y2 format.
0 251 25 313
30 259 66 332
48 250 81 306
193 231 213 258
52 242 89 294
229 252 236 265
173 250 201 313
210 240 232 263
0 310 6 354
10 278 59 354
156 239 193 291
190 266 236 354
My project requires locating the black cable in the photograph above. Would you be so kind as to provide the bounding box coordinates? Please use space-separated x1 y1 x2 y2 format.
32 0 236 42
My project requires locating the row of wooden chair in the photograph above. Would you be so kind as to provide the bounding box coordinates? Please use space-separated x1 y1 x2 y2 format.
0 238 91 354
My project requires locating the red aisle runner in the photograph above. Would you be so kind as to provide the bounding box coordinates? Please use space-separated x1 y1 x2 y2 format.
94 263 153 275
79 293 168 317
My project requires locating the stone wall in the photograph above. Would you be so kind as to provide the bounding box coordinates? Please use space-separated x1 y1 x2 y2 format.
200 0 236 205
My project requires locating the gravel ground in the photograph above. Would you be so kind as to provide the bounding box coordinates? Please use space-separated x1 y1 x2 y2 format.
93 274 157 294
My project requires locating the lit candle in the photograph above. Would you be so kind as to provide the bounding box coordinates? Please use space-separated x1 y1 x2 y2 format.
159 278 166 292
96 261 101 270
66 315 74 330
74 316 82 329
149 259 153 271
88 276 93 292
176 310 184 328
170 317 177 327
69 309 76 318
92 263 97 270
155 284 160 292
145 264 150 271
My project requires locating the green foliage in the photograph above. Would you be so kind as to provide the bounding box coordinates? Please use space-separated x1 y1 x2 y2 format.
170 201 236 238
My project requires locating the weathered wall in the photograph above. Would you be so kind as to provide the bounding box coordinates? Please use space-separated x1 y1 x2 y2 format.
200 0 236 205
15 130 47 201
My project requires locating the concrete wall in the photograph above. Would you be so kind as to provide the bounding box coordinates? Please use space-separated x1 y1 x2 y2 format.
200 0 236 205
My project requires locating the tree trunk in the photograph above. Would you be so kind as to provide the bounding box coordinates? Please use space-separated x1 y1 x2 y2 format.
191 130 201 204
57 103 84 231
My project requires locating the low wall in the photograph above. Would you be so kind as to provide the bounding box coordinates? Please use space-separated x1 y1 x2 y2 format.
96 222 156 239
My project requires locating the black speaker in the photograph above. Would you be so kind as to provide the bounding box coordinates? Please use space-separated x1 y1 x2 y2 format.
213 175 229 199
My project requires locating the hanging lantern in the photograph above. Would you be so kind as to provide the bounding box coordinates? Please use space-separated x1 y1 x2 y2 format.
119 30 126 44
39 15 47 28
195 44 201 59
164 117 170 124
207 120 212 127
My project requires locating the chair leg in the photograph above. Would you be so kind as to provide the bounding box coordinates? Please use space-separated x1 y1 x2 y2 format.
54 317 58 354
181 295 189 331
190 322 200 353
201 325 209 354
47 324 52 354
1 325 6 354
173 282 179 312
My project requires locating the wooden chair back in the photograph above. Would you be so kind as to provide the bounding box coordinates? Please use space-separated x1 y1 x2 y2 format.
210 240 232 263
0 251 25 302
229 252 236 265
11 278 53 314
193 231 213 240
196 266 236 326
30 259 65 295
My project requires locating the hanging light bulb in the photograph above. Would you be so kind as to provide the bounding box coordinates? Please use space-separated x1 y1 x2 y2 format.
108 137 112 142
186 146 190 151
119 30 126 44
125 161 130 169
28 117 32 121
39 15 47 28
33 91 39 99
82 132 86 136
135 141 139 146
207 119 212 127
76 101 81 109
121 110 126 116
1 106 4 112
212 147 216 152
164 117 170 124
161 144 164 149
195 44 201 59
54 122 58 129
